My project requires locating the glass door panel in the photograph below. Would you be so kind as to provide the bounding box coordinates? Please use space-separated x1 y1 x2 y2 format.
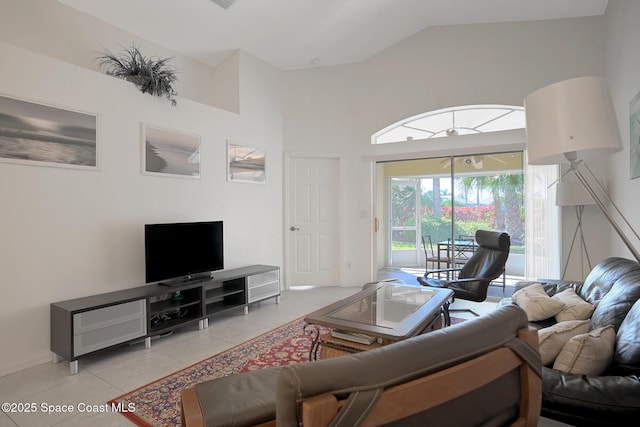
451 152 525 277
389 179 419 266
386 158 453 267
383 153 523 278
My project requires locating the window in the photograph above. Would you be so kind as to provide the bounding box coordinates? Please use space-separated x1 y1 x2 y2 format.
372 105 525 144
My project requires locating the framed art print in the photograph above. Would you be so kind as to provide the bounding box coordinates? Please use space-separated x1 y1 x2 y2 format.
0 94 97 169
142 124 201 178
227 141 266 183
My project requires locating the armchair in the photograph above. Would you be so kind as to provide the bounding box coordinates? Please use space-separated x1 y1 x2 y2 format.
181 305 541 427
417 230 510 316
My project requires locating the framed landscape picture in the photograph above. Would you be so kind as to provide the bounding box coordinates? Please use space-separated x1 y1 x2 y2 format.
227 141 266 183
142 124 201 178
0 94 97 169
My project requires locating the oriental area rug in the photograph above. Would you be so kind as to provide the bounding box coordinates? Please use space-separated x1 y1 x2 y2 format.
109 315 462 427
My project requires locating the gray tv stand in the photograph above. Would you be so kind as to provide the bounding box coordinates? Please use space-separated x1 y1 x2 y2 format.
50 265 280 374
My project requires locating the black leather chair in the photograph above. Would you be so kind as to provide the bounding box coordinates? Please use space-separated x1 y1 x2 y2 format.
417 230 510 316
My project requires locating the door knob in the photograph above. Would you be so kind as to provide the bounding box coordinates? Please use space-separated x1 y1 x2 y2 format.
290 226 300 231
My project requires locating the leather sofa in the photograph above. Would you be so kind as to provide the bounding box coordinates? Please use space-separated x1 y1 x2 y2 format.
502 257 640 426
181 305 541 427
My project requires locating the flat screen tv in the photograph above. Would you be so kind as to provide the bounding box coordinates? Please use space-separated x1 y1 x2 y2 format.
145 221 224 285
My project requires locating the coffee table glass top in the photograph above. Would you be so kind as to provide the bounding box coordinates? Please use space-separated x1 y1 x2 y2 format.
304 283 453 341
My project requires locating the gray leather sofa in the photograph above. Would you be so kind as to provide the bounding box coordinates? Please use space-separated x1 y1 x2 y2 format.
180 305 541 427
502 257 640 426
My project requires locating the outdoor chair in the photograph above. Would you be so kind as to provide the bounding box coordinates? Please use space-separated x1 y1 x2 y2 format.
417 230 510 316
421 235 448 274
447 235 476 277
456 234 477 261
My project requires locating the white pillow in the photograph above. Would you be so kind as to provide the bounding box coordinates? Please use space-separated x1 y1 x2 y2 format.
538 320 591 365
553 326 616 375
552 288 595 322
512 283 566 321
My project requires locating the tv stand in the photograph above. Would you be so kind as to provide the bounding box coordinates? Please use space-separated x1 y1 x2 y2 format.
50 265 279 374
158 272 213 286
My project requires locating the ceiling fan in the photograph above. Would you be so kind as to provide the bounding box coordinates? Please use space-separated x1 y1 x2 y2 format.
465 156 484 169
439 155 508 170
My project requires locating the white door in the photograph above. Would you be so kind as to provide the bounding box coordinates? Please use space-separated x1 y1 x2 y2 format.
286 156 340 286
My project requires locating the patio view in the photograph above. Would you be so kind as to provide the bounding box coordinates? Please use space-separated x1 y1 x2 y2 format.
382 152 525 287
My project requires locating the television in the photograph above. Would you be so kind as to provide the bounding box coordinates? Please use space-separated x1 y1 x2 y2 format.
145 221 224 285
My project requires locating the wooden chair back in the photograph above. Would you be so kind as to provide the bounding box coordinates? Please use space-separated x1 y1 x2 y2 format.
301 327 540 427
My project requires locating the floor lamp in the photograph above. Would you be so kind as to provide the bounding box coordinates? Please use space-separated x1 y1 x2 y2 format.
555 177 595 279
525 76 640 263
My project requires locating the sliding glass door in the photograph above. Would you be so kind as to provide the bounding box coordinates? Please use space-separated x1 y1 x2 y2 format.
389 178 420 265
385 152 524 276
386 157 452 266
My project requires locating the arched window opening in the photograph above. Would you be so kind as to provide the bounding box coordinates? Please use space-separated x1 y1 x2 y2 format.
372 105 525 144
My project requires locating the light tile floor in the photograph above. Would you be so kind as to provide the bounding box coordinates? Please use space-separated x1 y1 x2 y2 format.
0 285 566 426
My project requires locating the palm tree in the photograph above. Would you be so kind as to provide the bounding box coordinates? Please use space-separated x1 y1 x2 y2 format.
458 174 524 243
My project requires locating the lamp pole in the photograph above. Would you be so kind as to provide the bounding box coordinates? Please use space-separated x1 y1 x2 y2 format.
565 152 640 263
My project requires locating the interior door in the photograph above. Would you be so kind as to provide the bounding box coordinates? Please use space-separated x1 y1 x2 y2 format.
286 156 340 286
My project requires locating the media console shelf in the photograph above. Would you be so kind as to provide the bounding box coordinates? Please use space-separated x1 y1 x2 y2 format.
51 265 279 374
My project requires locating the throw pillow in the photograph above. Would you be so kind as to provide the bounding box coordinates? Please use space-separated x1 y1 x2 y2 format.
538 320 591 365
512 283 566 321
553 288 596 322
553 325 616 375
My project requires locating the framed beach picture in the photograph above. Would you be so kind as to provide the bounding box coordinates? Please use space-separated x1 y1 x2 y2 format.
0 94 97 169
630 89 640 179
142 124 201 178
227 141 266 183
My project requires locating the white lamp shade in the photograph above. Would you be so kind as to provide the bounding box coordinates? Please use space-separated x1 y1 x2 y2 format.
525 76 623 165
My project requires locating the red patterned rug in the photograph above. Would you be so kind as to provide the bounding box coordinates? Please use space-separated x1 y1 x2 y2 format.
108 317 328 426
109 315 463 426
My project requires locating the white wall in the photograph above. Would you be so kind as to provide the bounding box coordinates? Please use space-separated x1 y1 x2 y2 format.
603 0 640 261
2 1 634 376
0 0 233 111
0 32 283 376
283 17 605 284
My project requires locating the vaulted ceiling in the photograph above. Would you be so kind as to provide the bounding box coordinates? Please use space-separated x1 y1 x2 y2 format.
59 0 608 70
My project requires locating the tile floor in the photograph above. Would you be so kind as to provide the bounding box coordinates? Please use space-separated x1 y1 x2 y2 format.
0 285 566 427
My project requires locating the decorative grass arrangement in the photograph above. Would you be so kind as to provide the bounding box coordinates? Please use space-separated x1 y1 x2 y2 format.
97 44 178 106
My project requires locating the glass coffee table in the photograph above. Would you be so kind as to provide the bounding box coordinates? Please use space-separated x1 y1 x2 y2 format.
303 282 453 360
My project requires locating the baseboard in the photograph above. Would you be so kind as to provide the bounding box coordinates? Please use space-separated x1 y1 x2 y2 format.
0 353 52 378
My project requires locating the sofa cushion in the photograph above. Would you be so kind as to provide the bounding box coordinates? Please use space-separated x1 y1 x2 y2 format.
552 288 595 322
614 299 640 374
590 268 640 331
538 320 591 366
553 326 616 376
512 283 566 321
577 257 640 305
